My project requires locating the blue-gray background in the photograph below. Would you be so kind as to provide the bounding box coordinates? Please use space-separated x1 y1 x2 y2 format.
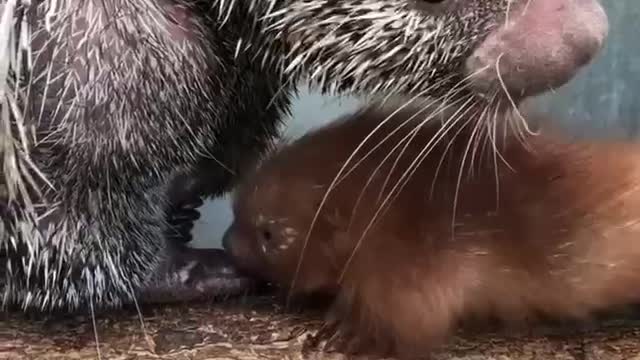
192 0 639 248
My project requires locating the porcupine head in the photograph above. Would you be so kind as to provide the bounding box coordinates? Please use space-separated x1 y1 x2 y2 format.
254 0 608 109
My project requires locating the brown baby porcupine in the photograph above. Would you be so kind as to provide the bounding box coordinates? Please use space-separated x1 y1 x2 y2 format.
224 101 640 358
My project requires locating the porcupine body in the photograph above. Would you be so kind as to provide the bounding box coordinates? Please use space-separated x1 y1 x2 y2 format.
0 0 293 312
0 0 607 313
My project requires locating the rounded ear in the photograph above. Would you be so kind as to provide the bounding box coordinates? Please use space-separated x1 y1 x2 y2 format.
324 206 344 229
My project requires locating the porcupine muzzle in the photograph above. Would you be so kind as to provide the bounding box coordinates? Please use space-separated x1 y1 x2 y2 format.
464 0 608 103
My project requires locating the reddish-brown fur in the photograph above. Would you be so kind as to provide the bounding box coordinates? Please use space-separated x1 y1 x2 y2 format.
223 103 640 358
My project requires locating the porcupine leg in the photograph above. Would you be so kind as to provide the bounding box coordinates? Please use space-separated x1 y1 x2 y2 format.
307 297 394 358
138 171 256 305
1 0 286 310
2 185 248 310
137 247 255 304
139 66 291 302
139 71 291 303
164 172 204 245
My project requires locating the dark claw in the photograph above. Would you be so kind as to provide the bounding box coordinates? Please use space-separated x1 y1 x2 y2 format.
305 315 347 354
323 328 349 353
171 208 202 222
306 308 387 358
165 200 202 243
164 172 206 245
138 248 256 304
315 320 340 345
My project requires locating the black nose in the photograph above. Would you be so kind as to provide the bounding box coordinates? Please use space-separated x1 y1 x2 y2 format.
221 223 234 252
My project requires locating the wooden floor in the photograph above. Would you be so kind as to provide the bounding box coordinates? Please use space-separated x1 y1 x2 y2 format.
2 296 640 360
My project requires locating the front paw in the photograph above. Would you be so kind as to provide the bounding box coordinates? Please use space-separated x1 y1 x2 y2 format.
139 248 258 304
165 199 203 244
165 172 205 244
305 310 388 358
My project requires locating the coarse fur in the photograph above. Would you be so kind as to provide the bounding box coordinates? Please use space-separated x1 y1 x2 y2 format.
223 102 640 358
0 0 608 312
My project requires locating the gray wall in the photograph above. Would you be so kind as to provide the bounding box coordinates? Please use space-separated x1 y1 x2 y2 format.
192 0 638 248
532 0 640 139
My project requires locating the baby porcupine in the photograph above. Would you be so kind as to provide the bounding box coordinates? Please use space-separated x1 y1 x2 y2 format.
224 101 640 358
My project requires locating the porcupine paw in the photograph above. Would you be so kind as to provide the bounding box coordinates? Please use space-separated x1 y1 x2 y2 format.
164 171 207 245
304 316 349 355
139 248 256 304
305 309 388 358
164 191 204 244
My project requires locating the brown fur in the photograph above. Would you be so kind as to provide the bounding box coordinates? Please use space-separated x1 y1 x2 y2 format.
223 102 640 358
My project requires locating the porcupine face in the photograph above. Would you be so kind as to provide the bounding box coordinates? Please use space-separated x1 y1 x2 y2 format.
255 0 608 105
222 144 350 295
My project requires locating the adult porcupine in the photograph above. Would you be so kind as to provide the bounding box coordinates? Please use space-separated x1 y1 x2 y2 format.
0 0 608 313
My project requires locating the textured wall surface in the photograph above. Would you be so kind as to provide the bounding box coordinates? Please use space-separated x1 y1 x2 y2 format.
533 0 639 138
192 0 637 248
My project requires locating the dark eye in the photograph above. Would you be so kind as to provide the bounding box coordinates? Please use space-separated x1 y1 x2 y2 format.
261 229 272 241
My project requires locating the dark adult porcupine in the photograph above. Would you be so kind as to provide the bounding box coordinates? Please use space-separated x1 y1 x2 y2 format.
0 0 608 312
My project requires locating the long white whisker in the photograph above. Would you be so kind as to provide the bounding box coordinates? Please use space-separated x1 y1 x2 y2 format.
287 81 446 299
89 295 103 360
337 93 477 283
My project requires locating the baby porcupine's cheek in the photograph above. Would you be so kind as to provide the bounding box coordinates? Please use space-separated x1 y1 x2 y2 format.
221 222 260 275
464 0 608 100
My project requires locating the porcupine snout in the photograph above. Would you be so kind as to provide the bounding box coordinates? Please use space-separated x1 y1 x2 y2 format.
464 0 609 101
